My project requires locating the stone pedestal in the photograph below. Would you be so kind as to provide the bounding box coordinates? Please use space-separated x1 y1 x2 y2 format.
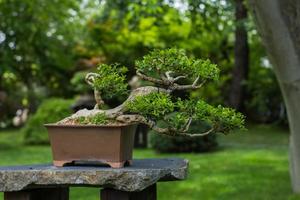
0 158 188 200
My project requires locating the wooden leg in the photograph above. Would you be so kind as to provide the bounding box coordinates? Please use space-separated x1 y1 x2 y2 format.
4 192 30 200
4 188 69 200
100 184 156 200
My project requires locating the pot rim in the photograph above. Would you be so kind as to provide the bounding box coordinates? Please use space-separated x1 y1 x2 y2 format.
44 123 137 128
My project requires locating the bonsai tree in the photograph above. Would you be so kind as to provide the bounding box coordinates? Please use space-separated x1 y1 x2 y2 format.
59 48 245 137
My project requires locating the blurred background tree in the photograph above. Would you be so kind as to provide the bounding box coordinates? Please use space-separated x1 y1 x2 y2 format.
0 0 91 124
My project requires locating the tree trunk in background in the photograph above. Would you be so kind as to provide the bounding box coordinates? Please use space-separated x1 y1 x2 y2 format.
249 0 300 193
228 0 249 111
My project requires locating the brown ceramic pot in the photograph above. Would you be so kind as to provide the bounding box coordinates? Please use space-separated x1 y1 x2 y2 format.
45 124 136 168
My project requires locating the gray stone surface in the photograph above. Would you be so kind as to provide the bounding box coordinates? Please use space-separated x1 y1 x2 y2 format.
0 158 188 192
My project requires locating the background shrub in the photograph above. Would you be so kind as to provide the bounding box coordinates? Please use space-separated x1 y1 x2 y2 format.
22 98 74 144
150 121 218 153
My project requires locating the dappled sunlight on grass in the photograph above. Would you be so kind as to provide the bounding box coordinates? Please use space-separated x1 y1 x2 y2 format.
0 125 300 199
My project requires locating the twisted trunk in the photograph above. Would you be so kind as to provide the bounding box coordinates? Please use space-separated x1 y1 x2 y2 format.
58 86 170 124
249 0 300 192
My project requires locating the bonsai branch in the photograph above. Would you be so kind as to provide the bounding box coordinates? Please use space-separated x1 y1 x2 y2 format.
170 79 206 90
85 72 100 86
181 117 192 133
85 72 105 108
94 89 104 109
165 71 187 82
137 70 205 91
165 71 173 80
173 75 187 81
116 114 215 137
136 70 170 86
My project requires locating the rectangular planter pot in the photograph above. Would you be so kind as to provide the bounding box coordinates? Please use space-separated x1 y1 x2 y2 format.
45 124 136 168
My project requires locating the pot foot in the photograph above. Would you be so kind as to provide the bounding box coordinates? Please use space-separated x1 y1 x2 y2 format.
106 161 126 168
106 160 133 168
53 160 70 167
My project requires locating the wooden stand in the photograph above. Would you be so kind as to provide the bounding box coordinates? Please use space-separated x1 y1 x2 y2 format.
4 185 156 200
4 188 69 200
101 184 156 200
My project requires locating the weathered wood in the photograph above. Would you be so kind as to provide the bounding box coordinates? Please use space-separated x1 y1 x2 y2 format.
101 184 156 200
4 188 69 200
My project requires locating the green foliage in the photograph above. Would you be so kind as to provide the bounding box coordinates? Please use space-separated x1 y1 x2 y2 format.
208 105 246 133
126 91 245 135
22 98 73 144
183 99 245 134
75 113 108 125
93 64 128 99
174 99 244 132
135 48 220 81
125 92 174 120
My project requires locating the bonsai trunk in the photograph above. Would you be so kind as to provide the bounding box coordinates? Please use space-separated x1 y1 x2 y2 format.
59 86 170 124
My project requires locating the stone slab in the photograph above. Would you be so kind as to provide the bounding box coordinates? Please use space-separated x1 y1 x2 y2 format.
0 158 188 192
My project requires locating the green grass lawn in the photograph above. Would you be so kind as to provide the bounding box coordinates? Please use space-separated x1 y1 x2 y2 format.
0 124 300 200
